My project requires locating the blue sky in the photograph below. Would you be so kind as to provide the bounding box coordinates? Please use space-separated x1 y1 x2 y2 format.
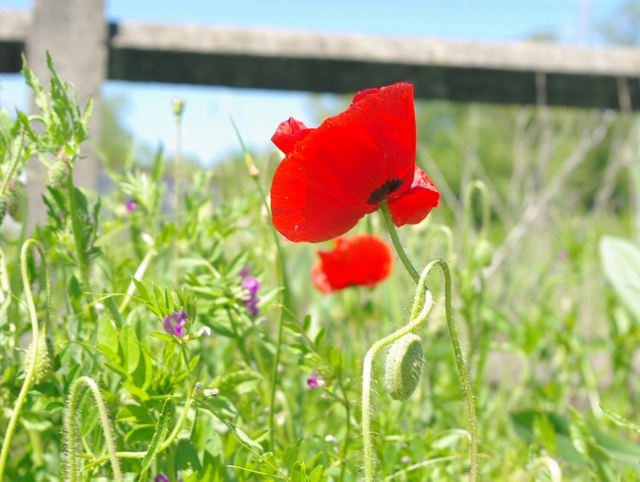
0 0 627 164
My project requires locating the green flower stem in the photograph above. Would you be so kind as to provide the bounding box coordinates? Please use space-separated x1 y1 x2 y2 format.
463 180 490 263
378 206 478 481
362 268 434 482
66 376 123 482
425 225 455 263
0 240 50 481
174 110 182 221
0 245 11 303
160 346 193 452
0 129 24 195
380 203 420 282
231 120 291 451
66 171 97 325
81 387 195 473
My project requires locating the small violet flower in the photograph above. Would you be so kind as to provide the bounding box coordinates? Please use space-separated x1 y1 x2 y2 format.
163 307 188 338
154 475 169 482
125 198 138 212
307 369 318 389
239 267 260 317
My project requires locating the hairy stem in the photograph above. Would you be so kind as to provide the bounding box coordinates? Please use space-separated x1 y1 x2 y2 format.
0 240 50 480
0 129 24 195
66 376 123 482
66 171 97 325
380 203 420 282
378 208 479 481
362 275 434 482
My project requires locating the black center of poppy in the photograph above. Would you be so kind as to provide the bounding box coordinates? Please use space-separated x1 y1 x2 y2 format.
367 178 403 205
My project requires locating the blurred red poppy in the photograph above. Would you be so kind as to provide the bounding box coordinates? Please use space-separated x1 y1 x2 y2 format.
311 234 393 294
270 82 439 243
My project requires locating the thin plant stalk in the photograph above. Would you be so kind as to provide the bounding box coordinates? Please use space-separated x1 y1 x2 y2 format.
66 171 97 325
231 119 292 451
463 180 491 265
377 203 478 481
0 239 51 480
65 376 124 482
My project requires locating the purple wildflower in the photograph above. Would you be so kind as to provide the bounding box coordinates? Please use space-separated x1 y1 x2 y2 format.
155 475 169 482
125 199 138 212
307 369 318 389
239 265 252 278
239 270 260 317
163 307 188 338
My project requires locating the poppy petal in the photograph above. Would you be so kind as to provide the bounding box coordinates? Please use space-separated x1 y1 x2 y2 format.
271 117 312 155
312 234 393 293
271 155 370 242
351 87 381 105
270 82 417 242
387 167 440 226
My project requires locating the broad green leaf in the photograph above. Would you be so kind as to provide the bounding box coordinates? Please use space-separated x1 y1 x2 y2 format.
139 399 173 481
150 332 177 343
599 236 640 323
98 315 118 353
122 381 150 401
119 325 141 374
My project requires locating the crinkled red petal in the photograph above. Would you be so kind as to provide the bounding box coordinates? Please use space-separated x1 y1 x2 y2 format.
271 117 312 155
387 167 440 226
270 82 416 242
312 234 393 293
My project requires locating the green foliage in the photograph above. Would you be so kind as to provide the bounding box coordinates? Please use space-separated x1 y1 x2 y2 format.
2 52 640 482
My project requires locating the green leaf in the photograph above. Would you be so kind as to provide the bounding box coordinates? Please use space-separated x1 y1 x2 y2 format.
119 325 141 374
139 399 173 481
601 404 640 435
569 407 593 459
122 381 150 401
307 465 323 482
291 462 306 482
98 315 118 353
132 277 151 302
150 332 177 343
599 236 640 323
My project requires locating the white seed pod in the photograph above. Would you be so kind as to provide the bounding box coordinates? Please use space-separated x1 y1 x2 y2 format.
385 334 424 402
23 335 55 384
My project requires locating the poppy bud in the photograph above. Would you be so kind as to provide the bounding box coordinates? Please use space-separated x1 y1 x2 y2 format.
23 335 55 384
472 239 494 268
6 189 19 218
385 334 424 402
0 195 7 226
172 97 185 117
48 160 69 189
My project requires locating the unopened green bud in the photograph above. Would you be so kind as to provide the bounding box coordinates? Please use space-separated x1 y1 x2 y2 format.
23 335 55 384
472 239 494 268
385 334 424 402
48 160 69 189
6 189 19 218
172 97 185 117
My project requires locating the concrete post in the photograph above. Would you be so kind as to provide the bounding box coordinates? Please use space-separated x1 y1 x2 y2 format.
26 0 106 226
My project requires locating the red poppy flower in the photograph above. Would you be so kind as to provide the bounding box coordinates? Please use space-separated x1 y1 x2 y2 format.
270 82 439 243
311 234 393 294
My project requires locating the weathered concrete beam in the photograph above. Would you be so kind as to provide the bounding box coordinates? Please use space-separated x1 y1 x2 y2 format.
2 10 640 109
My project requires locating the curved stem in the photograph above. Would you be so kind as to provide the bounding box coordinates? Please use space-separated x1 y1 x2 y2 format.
425 225 455 263
0 239 50 480
380 203 419 282
66 171 97 325
378 209 479 481
66 376 123 482
0 129 24 195
363 284 434 482
525 456 562 482
159 346 193 452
